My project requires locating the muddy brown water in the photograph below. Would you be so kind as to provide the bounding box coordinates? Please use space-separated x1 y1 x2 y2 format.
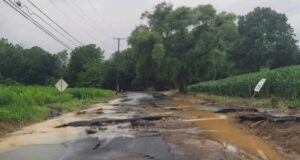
190 110 285 160
150 96 287 160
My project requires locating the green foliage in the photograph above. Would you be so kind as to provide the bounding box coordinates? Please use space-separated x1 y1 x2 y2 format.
0 39 62 85
0 4 299 94
22 47 60 84
0 85 114 123
0 90 15 106
67 44 104 87
230 7 299 73
130 3 240 92
189 65 300 99
128 27 166 89
67 88 113 99
55 50 69 77
152 43 165 68
0 105 49 122
0 73 19 85
106 49 137 90
77 63 103 88
195 93 300 109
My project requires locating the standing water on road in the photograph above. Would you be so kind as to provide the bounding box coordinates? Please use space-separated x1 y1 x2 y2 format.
0 92 287 160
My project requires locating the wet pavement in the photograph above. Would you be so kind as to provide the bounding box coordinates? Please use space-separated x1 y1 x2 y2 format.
0 92 288 160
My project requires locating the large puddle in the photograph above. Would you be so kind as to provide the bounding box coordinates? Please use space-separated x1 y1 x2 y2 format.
150 95 287 160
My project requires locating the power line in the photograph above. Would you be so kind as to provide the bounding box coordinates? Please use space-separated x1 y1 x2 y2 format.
48 0 106 46
63 0 103 34
64 0 113 38
87 0 120 36
27 0 84 46
49 0 117 55
4 0 73 50
72 0 113 36
19 2 78 47
11 0 74 49
63 0 118 53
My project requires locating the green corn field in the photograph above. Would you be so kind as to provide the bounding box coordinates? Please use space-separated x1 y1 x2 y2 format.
188 65 300 99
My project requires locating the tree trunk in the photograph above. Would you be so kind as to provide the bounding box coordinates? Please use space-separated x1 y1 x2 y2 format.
179 76 187 93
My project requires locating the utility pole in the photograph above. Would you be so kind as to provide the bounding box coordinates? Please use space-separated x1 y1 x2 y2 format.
114 37 125 95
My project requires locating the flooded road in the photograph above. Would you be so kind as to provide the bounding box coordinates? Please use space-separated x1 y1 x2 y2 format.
0 92 287 160
151 94 286 160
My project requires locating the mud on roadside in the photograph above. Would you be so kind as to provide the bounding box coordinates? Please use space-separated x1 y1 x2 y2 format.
0 122 29 137
145 118 257 160
165 93 299 160
179 92 300 160
236 118 300 160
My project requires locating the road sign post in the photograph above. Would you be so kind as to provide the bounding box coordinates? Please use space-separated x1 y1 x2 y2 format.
252 78 266 98
55 79 68 108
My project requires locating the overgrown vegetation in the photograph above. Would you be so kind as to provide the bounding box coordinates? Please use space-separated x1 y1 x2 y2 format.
194 93 300 109
1 3 299 92
104 5 300 92
188 65 300 101
0 85 114 123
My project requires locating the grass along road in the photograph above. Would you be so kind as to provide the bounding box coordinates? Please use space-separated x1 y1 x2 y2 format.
0 85 114 136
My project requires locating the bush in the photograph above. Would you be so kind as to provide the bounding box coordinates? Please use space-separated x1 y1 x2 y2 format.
67 88 113 99
188 65 300 99
0 105 49 122
0 74 19 85
0 90 15 106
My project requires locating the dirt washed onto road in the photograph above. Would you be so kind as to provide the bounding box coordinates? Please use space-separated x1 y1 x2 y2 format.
0 92 292 160
238 119 300 160
150 94 288 160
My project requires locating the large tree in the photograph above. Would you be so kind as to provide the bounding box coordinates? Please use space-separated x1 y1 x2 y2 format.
55 50 69 78
138 3 238 92
0 38 24 83
113 48 137 90
22 47 60 85
67 44 104 87
0 38 64 85
230 7 300 73
188 11 239 82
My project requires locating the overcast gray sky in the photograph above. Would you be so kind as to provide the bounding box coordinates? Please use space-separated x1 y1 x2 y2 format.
1 0 300 58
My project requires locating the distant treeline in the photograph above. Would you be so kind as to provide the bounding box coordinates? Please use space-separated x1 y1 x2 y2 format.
0 3 299 92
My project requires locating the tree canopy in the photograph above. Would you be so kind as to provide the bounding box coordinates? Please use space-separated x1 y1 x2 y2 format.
230 7 300 73
0 4 299 92
67 44 104 87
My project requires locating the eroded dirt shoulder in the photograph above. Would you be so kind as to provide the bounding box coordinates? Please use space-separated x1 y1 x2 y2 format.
149 93 288 160
237 119 300 160
181 93 300 160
